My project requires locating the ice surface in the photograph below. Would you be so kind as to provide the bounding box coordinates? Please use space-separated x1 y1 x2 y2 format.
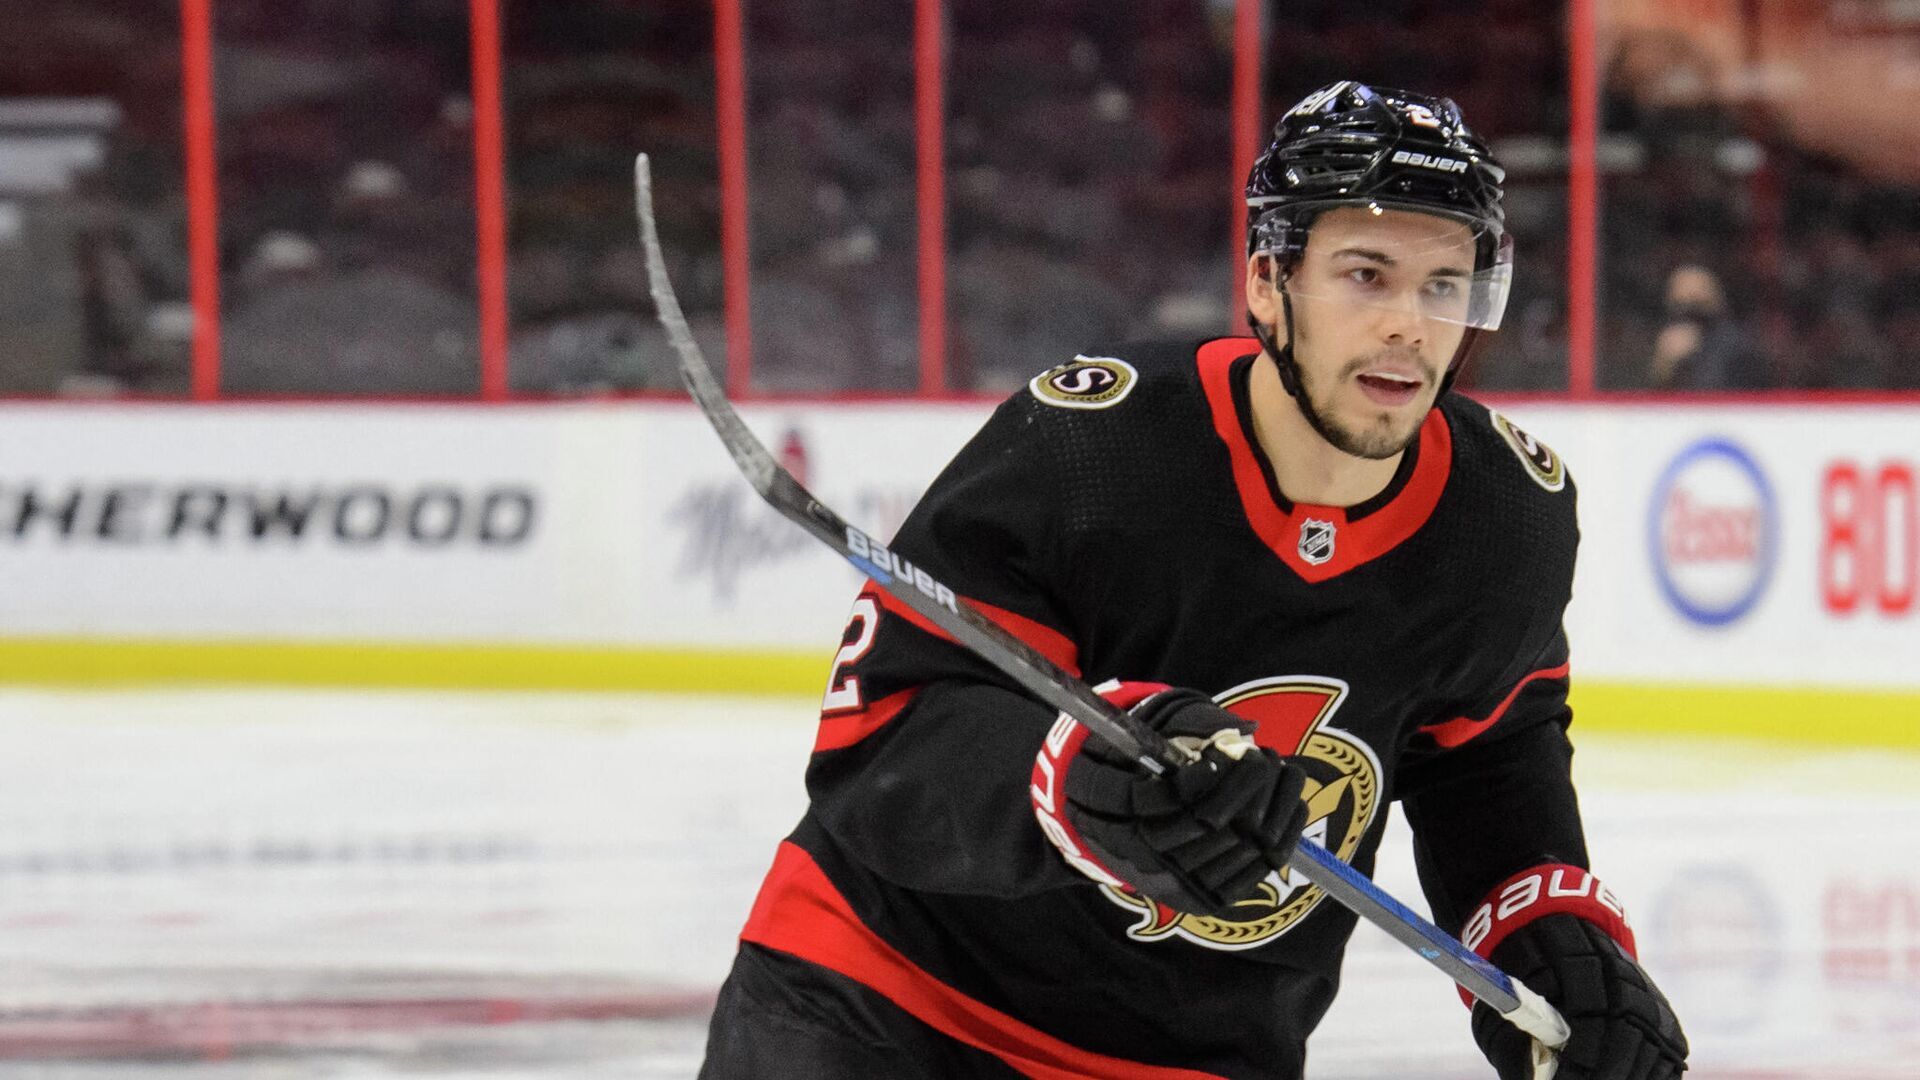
0 688 1910 1077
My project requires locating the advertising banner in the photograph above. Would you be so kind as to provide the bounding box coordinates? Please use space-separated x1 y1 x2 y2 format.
0 402 983 650
3 400 1916 700
1504 404 1920 689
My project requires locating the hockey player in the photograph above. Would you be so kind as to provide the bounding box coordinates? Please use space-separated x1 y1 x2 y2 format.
699 81 1688 1080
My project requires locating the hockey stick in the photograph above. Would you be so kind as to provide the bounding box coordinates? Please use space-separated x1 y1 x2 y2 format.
634 153 1568 1064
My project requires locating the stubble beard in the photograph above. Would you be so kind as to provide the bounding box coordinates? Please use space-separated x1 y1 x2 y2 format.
1297 353 1435 461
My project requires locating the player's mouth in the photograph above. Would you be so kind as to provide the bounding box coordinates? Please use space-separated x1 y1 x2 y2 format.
1354 369 1424 408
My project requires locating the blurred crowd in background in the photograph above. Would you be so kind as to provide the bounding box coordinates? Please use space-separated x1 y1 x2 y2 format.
0 0 1915 396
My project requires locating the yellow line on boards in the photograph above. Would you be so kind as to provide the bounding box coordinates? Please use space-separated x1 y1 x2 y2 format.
0 638 829 696
1568 682 1920 749
2 639 1917 748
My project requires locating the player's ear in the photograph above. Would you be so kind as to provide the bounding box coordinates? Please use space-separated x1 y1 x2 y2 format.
1246 254 1283 328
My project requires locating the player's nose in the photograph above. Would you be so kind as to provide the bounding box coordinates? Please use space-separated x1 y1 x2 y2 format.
1374 305 1426 346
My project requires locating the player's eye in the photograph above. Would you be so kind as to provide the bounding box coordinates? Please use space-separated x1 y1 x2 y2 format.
1422 278 1461 300
1345 267 1382 288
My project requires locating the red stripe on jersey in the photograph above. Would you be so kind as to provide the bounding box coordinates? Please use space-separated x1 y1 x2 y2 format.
741 841 1230 1080
1194 337 1453 582
1418 662 1572 749
867 585 1081 676
815 686 920 752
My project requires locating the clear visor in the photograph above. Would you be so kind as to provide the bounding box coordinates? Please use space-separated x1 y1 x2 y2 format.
1252 204 1514 331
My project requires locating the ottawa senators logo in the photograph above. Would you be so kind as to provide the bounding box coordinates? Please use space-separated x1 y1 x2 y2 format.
1489 408 1566 492
1099 675 1381 951
1028 356 1138 410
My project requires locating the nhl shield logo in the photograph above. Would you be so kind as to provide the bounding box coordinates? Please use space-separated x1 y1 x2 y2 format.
1298 518 1336 566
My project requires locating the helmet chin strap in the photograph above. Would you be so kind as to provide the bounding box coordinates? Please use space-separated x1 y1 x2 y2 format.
1247 263 1358 454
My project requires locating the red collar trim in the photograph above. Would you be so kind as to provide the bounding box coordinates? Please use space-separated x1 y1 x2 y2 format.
1195 337 1452 582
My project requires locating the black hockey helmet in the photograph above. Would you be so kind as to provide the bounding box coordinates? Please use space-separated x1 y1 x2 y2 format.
1244 81 1512 402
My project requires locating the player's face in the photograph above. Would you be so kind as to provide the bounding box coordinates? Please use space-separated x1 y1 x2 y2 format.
1248 206 1475 460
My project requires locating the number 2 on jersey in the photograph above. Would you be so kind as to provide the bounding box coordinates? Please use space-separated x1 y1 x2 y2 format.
822 597 880 712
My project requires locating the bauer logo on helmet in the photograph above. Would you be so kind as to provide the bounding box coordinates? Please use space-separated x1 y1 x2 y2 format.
1390 149 1469 174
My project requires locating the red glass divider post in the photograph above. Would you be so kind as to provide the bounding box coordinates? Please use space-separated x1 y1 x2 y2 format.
180 0 222 400
471 0 510 400
714 0 753 396
1229 0 1263 331
1567 0 1599 398
915 0 948 395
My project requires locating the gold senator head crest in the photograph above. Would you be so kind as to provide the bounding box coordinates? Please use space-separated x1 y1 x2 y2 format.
1099 676 1381 951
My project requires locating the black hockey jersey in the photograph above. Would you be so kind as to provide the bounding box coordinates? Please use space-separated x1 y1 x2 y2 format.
734 337 1587 1079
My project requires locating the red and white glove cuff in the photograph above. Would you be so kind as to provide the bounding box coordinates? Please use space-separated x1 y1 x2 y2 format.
1456 863 1637 1008
1028 678 1168 891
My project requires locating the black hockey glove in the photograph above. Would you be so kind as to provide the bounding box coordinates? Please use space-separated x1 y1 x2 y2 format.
1463 867 1688 1080
1030 682 1307 919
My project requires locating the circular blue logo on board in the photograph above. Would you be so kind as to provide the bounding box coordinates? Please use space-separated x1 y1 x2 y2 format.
1647 438 1777 627
1644 864 1783 1035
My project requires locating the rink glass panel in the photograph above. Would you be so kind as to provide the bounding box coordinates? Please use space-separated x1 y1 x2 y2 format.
3 2 1918 397
0 2 192 396
1593 1 1920 392
207 1 485 396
